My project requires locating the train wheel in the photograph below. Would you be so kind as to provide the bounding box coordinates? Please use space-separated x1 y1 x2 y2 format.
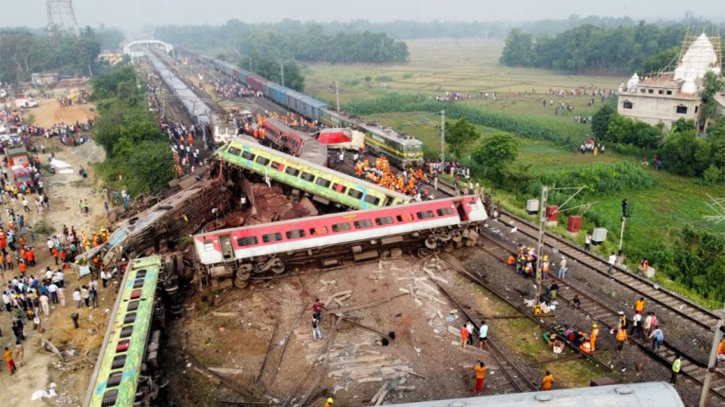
438 231 452 242
425 236 438 249
236 279 250 289
452 231 463 243
418 248 432 258
444 243 455 253
271 260 286 274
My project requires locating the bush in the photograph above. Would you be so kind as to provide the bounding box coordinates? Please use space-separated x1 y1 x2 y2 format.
527 162 655 196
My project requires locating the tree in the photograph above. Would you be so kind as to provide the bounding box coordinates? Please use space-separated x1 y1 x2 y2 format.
700 71 724 131
661 129 712 177
127 141 174 194
472 133 519 185
499 28 533 66
592 104 616 141
445 118 480 159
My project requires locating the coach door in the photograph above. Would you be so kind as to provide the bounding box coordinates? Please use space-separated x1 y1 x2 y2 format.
456 202 469 222
219 235 234 260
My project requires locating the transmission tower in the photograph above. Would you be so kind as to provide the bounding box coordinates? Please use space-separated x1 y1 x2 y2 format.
46 0 80 38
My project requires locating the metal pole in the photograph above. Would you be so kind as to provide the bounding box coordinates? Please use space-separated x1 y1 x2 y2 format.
280 62 285 87
440 110 445 170
699 319 724 407
335 81 341 112
618 216 627 256
534 186 549 306
249 56 253 72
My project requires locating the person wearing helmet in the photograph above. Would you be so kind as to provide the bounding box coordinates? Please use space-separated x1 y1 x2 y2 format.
590 324 599 351
541 255 550 280
324 398 334 407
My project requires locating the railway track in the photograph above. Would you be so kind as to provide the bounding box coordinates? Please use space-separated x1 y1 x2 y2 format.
494 212 722 331
476 233 725 406
434 279 539 394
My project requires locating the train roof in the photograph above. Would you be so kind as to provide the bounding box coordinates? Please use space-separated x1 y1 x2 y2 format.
326 109 422 147
145 50 212 124
368 382 683 407
220 136 411 201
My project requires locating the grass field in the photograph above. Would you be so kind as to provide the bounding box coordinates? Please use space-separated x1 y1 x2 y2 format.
304 38 723 307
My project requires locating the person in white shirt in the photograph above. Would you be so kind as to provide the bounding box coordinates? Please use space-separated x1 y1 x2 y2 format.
558 257 568 279
72 288 82 308
48 283 59 304
608 253 617 276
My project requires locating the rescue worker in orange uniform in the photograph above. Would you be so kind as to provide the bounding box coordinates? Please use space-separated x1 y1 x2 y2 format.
590 323 599 352
541 371 555 391
616 328 628 351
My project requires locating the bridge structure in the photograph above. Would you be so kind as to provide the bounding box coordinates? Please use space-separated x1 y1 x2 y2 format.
123 40 173 57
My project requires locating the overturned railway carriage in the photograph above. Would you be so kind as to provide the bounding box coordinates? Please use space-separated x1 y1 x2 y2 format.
194 196 487 286
196 53 424 167
262 117 328 166
216 138 411 210
85 256 165 407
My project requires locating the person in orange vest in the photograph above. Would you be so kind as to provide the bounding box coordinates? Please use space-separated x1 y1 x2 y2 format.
717 338 724 365
460 324 469 348
18 236 24 247
187 133 194 144
590 323 599 351
59 249 67 264
541 255 550 279
26 248 35 267
19 247 26 263
18 260 27 276
324 398 334 407
541 371 555 391
616 328 627 351
473 361 487 393
52 247 59 265
634 297 645 314
507 254 516 265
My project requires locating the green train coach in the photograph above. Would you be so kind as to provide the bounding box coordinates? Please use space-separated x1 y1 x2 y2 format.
216 137 412 210
319 109 424 168
84 256 162 407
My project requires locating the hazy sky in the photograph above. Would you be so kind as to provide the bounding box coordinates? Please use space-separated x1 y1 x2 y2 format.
0 0 722 30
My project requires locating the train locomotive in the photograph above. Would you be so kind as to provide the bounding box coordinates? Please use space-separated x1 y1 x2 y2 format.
193 195 487 287
196 54 424 167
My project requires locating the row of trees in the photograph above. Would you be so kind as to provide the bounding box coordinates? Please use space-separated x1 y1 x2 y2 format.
0 26 124 84
500 22 724 74
155 22 409 64
92 65 174 195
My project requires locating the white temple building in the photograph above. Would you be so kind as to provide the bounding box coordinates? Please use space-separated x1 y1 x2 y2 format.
617 33 723 131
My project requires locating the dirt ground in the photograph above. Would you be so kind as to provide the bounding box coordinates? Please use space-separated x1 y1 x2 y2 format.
0 137 112 406
23 96 96 129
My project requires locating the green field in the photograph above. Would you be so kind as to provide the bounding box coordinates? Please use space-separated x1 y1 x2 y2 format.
303 40 725 307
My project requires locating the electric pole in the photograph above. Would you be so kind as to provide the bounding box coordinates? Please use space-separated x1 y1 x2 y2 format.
699 319 724 407
618 198 629 256
534 186 549 305
335 81 341 112
280 62 285 87
440 110 446 170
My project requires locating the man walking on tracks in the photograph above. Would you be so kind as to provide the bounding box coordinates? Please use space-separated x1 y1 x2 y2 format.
478 321 488 350
670 354 681 384
312 315 322 342
607 252 617 276
615 328 627 351
473 361 487 394
460 324 469 348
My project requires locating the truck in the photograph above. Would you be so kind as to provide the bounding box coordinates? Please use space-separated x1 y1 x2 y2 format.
13 167 34 189
15 98 38 108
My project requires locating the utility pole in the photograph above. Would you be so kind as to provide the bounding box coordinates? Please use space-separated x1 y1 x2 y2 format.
534 186 549 306
249 56 253 72
335 81 341 111
618 198 629 256
440 110 446 170
280 62 285 87
699 319 724 407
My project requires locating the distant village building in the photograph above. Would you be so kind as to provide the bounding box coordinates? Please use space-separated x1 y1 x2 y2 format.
617 33 723 131
31 71 60 86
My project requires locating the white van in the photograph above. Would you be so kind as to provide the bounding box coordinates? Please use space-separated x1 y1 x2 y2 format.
15 98 38 108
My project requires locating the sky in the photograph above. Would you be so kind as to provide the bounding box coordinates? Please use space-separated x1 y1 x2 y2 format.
0 0 722 30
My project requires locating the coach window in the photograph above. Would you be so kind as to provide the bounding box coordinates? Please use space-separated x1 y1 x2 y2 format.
348 189 363 199
236 236 258 247
203 240 215 252
241 151 255 160
262 233 283 243
354 219 373 229
309 226 328 236
417 210 435 219
375 216 394 226
255 156 270 166
364 195 381 206
332 183 347 193
301 172 315 182
316 177 332 188
285 167 300 176
271 162 284 171
436 208 454 216
332 222 351 233
228 147 242 156
286 229 306 239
